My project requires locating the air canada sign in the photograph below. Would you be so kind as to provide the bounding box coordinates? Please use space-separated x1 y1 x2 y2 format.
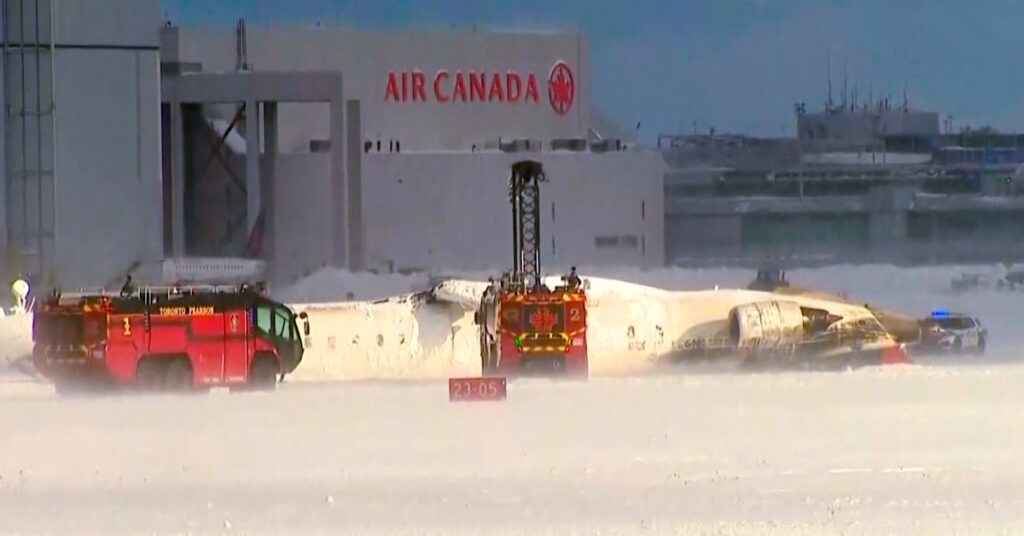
384 60 575 116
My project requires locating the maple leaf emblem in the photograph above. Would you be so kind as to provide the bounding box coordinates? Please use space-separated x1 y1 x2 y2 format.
548 61 574 116
529 307 559 332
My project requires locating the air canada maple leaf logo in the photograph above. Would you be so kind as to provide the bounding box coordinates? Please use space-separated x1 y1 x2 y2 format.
529 307 559 332
548 60 574 116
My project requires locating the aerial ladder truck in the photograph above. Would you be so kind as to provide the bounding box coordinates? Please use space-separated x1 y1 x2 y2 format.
475 161 589 377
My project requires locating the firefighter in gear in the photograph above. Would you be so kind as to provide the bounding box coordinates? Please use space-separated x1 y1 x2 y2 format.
565 266 582 289
120 275 137 298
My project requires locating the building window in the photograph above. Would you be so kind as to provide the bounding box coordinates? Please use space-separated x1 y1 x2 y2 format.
595 235 639 250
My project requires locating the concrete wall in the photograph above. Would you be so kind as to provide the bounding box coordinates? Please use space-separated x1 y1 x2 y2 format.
358 150 664 274
267 149 664 282
49 0 162 286
270 153 332 284
171 26 592 153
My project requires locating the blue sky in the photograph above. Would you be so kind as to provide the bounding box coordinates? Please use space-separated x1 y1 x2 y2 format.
161 0 1024 141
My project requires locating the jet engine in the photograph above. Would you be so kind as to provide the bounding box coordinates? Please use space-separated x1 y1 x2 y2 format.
729 301 845 351
729 301 804 350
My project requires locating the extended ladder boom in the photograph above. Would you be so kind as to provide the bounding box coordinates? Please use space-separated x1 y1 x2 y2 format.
509 161 546 291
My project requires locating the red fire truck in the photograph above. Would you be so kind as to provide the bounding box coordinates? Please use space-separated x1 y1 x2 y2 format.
31 284 306 393
476 161 589 377
480 283 588 376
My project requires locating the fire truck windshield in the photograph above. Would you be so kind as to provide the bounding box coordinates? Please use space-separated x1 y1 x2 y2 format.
254 303 298 341
251 300 305 375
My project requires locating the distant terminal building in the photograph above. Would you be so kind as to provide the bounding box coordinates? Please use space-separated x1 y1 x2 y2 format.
0 0 664 288
797 104 940 153
663 103 1024 267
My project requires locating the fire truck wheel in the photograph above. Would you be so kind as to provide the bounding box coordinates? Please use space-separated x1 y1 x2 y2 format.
136 358 165 391
249 354 278 390
163 358 194 392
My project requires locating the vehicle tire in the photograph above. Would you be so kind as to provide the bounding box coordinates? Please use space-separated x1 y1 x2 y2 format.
480 336 498 374
976 335 987 356
249 354 278 390
163 358 194 392
136 358 165 391
953 336 963 355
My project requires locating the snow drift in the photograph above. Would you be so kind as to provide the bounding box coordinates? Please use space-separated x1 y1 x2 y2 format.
0 313 32 372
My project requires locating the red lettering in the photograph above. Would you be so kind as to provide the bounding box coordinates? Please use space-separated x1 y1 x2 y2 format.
506 72 522 102
434 70 450 103
469 71 486 102
525 73 539 102
488 72 504 102
403 68 544 105
385 72 400 101
412 70 426 101
453 70 468 102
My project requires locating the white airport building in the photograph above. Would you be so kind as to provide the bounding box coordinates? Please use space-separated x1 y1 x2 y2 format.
0 0 665 289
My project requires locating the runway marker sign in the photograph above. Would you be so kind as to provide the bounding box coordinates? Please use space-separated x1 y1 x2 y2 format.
449 377 507 402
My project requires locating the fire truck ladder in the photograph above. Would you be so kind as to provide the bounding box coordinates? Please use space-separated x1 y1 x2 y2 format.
509 160 546 291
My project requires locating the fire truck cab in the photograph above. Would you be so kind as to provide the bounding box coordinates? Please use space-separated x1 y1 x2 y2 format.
32 284 306 393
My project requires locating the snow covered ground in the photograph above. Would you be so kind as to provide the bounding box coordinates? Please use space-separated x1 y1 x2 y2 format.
1 264 1024 533
2 365 1024 534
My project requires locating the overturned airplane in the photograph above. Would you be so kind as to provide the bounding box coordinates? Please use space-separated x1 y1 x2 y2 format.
288 273 922 382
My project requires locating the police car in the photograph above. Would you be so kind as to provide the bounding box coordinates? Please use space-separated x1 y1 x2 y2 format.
919 310 987 355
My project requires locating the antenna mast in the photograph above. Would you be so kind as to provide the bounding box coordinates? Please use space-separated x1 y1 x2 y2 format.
842 59 848 110
826 55 833 110
235 19 250 71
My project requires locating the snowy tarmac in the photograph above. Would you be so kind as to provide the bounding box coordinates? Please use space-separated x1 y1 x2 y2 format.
3 360 1024 535
3 264 1024 534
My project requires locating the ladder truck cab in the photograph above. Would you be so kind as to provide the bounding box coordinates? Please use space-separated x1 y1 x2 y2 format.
475 161 589 377
31 283 308 393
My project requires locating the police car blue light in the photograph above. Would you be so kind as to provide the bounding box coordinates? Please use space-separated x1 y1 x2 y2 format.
931 309 949 318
